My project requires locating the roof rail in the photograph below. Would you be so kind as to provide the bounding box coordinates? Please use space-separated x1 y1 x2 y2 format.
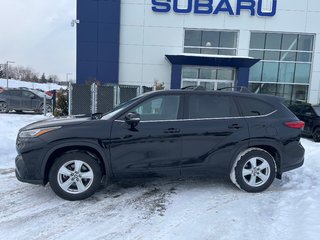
217 87 251 93
181 85 206 91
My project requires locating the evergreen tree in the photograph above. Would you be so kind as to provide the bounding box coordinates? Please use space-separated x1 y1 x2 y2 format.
40 73 47 83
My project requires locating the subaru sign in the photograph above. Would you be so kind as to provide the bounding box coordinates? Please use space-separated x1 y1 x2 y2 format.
152 0 277 17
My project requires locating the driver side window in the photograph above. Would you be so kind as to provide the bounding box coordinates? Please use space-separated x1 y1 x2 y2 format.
131 95 180 121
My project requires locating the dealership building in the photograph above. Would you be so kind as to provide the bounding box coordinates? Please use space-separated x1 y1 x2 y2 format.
76 0 320 104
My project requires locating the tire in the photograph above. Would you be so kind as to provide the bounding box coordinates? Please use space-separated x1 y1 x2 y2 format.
49 152 102 201
312 128 320 142
0 101 9 113
230 148 276 193
38 104 52 114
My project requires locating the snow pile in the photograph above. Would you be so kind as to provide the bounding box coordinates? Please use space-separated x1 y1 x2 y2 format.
0 114 319 240
0 78 65 91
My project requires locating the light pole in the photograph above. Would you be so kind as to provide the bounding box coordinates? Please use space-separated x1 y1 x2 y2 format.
6 61 15 89
66 72 72 83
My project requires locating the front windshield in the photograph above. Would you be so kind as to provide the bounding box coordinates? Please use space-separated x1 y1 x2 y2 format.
313 106 320 116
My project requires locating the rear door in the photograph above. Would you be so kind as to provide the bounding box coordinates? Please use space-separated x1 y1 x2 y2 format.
180 93 249 176
8 90 22 109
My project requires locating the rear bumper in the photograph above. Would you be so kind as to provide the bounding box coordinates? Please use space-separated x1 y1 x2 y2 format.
279 141 305 174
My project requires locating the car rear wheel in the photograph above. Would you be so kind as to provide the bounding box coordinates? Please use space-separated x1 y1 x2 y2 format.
49 152 102 201
230 148 276 192
313 128 320 142
0 101 9 113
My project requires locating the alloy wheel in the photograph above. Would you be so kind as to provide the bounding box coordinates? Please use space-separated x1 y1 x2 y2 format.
242 157 271 187
57 160 94 194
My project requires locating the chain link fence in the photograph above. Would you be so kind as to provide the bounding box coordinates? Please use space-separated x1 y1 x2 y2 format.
68 84 153 115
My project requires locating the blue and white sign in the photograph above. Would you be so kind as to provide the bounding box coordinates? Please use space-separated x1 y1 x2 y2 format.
152 0 277 17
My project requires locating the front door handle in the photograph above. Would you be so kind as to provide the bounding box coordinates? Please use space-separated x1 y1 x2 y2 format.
164 128 181 134
228 124 242 129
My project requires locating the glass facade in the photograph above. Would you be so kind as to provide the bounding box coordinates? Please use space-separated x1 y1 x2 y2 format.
249 32 314 103
184 30 238 55
182 30 238 90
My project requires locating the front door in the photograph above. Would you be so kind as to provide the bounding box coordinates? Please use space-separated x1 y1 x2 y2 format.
110 94 183 178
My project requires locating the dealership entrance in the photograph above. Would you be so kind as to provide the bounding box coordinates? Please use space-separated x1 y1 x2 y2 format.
181 66 235 90
166 54 260 90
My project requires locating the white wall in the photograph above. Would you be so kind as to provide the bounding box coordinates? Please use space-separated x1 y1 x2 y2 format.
119 0 320 103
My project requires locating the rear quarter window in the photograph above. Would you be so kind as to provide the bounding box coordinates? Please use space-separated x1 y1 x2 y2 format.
188 94 239 119
237 97 275 116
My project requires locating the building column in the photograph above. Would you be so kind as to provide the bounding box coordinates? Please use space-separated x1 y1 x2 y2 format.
170 64 182 89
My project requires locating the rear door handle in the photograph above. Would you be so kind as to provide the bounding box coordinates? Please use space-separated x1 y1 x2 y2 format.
164 128 181 134
228 124 242 129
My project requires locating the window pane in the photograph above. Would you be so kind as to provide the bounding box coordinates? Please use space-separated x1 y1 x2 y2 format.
296 52 312 62
133 95 180 121
280 51 296 61
250 33 265 49
278 63 295 83
294 63 311 83
298 35 314 51
220 32 237 48
281 34 298 51
260 83 277 95
199 82 215 90
292 85 308 102
276 84 293 100
218 49 236 55
248 83 261 93
202 31 219 48
201 48 218 55
183 68 199 79
264 51 280 61
265 33 282 50
238 97 275 116
185 30 201 46
188 95 238 119
217 69 235 80
184 47 200 54
249 50 264 59
182 80 197 88
199 68 217 79
262 62 279 82
249 62 263 82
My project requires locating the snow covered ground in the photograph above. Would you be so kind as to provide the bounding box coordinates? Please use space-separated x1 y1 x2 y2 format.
0 113 319 240
0 78 65 91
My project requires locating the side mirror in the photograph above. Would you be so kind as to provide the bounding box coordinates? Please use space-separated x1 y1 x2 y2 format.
125 112 140 127
30 95 36 99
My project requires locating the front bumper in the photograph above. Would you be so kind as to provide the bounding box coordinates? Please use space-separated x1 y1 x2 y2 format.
15 137 47 185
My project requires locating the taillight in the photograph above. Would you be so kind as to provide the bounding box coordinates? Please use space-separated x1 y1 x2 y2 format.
285 121 305 129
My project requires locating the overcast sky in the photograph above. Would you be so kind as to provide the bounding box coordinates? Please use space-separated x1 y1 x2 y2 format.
0 0 76 81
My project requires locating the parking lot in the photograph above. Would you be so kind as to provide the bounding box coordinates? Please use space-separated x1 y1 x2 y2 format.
0 114 319 240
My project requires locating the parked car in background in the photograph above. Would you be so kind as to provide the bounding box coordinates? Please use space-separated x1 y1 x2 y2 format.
288 102 320 142
0 88 52 113
15 89 305 200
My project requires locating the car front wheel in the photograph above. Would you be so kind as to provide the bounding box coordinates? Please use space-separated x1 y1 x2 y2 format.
230 148 276 192
49 152 102 201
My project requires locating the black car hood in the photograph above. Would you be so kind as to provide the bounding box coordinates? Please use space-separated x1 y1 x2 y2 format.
21 116 92 131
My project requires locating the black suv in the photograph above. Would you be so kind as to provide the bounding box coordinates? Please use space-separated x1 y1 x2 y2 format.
288 103 320 142
15 90 305 200
0 88 52 113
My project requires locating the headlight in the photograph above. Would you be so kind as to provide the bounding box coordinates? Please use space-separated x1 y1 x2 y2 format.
19 126 61 138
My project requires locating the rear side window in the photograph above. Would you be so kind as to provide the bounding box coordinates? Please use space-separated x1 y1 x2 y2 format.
188 94 239 119
237 97 275 116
